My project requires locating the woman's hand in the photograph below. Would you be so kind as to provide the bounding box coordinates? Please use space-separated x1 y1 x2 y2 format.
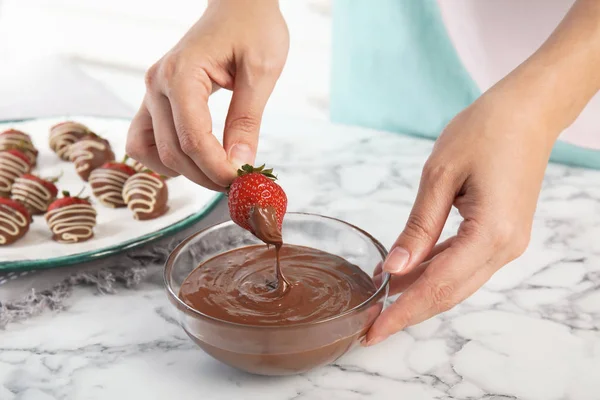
365 91 555 346
365 0 600 346
126 0 288 190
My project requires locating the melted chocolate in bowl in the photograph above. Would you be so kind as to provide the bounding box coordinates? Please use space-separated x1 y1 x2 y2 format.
178 244 381 375
180 245 376 325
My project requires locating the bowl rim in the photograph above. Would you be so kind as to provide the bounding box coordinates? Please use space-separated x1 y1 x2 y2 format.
164 212 390 330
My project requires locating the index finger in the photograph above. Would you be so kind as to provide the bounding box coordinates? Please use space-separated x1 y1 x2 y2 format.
365 232 496 346
167 72 237 187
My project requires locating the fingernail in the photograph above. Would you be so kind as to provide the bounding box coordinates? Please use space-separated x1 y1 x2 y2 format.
229 144 254 167
383 247 410 274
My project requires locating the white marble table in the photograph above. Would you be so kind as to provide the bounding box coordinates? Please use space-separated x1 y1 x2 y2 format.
1 118 599 400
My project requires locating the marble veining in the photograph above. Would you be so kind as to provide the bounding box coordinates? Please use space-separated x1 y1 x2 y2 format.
1 117 599 400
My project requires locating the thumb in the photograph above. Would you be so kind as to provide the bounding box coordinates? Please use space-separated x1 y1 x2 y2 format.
224 66 277 168
384 164 459 275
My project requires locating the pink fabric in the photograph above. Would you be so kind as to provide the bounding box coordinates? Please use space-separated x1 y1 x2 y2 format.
438 0 600 149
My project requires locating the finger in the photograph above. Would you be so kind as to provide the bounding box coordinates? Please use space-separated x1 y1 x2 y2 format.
375 237 456 296
167 70 237 187
223 63 278 168
366 233 495 346
374 236 454 277
148 95 226 191
383 164 461 275
126 98 178 177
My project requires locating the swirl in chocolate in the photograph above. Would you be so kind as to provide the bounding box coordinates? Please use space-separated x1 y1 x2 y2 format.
0 203 29 245
10 178 54 215
180 244 377 325
0 152 31 196
49 122 89 160
45 204 97 243
122 173 168 220
0 130 37 165
89 168 130 207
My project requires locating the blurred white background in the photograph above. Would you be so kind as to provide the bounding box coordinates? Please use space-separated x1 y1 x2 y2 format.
0 0 332 122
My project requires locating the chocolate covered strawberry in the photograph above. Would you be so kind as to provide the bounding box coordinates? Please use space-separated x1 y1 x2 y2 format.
11 173 60 215
89 156 137 208
0 197 31 245
0 149 32 197
49 121 91 160
227 164 287 245
0 129 38 166
45 191 97 243
122 170 169 220
69 133 115 181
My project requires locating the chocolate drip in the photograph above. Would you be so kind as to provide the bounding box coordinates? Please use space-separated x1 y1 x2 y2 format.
248 206 290 293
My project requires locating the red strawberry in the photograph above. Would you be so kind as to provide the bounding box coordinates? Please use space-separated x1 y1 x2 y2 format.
0 197 31 221
3 149 31 167
47 190 91 212
18 174 59 198
136 168 166 180
100 161 136 176
228 164 287 233
148 171 164 180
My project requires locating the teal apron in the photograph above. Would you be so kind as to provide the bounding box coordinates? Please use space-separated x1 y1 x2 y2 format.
330 0 600 170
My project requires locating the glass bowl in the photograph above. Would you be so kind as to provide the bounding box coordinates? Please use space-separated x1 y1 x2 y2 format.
164 213 390 376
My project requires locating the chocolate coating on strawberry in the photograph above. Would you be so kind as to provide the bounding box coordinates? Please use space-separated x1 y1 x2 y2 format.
45 192 97 243
89 161 136 208
122 172 168 220
11 174 59 215
69 134 115 181
228 164 287 244
49 121 91 160
0 129 38 166
0 149 32 197
0 197 31 245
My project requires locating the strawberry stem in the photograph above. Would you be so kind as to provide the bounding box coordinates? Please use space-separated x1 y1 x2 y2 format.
237 164 277 180
75 187 86 198
122 154 130 163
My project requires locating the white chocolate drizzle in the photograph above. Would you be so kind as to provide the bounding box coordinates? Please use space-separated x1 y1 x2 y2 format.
0 203 28 245
0 131 36 164
70 140 108 173
45 203 97 244
49 122 89 159
0 152 30 193
122 174 165 219
130 159 146 173
11 178 54 213
89 168 130 207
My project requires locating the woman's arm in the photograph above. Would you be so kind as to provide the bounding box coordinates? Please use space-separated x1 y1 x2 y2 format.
493 0 600 144
366 0 600 345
